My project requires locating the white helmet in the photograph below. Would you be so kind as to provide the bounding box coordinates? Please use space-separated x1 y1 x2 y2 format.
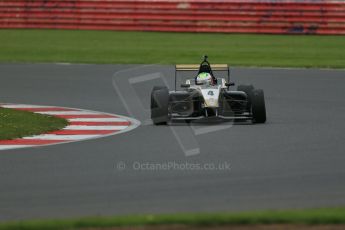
196 72 213 85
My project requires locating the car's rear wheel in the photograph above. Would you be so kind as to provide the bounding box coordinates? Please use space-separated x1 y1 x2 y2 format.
251 89 266 123
151 86 169 125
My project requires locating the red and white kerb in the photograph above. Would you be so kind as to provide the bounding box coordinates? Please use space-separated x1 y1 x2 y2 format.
0 104 140 151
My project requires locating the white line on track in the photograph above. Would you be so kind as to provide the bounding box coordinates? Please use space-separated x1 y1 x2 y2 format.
63 125 127 130
1 104 52 108
23 134 102 140
0 145 33 150
67 118 126 122
36 111 100 115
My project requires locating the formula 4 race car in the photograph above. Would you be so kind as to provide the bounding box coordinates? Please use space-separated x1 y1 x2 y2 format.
151 56 266 125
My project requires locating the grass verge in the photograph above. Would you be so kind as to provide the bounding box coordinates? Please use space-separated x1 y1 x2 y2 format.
1 208 345 230
0 108 68 140
0 29 345 68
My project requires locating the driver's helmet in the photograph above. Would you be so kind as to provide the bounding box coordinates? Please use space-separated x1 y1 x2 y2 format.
196 72 213 85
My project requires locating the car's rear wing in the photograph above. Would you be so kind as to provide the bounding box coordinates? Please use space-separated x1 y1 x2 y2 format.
174 64 230 90
175 64 229 71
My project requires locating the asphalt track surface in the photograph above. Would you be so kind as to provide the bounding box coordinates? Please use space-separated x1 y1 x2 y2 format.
0 64 344 221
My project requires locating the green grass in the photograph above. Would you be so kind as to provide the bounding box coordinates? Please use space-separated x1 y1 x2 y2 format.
0 29 345 68
0 108 68 140
1 208 345 230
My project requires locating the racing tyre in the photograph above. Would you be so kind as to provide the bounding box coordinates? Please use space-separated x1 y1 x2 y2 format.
151 86 169 125
237 85 254 109
251 89 266 123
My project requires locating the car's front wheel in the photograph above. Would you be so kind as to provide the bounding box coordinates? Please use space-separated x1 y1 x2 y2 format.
151 86 169 125
251 89 266 123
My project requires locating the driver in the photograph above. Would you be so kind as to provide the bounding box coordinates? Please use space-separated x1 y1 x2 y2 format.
196 72 215 85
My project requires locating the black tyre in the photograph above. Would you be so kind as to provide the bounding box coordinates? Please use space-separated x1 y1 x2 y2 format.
237 85 254 109
251 89 266 123
151 86 169 125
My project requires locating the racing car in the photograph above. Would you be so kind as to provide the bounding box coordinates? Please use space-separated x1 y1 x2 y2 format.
151 56 266 125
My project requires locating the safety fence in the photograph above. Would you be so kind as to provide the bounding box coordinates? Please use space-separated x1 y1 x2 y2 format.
0 0 345 34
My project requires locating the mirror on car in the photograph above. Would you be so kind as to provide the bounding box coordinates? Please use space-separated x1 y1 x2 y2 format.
181 83 190 88
225 82 235 87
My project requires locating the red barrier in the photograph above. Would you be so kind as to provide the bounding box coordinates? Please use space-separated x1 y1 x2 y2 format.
1 0 345 35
